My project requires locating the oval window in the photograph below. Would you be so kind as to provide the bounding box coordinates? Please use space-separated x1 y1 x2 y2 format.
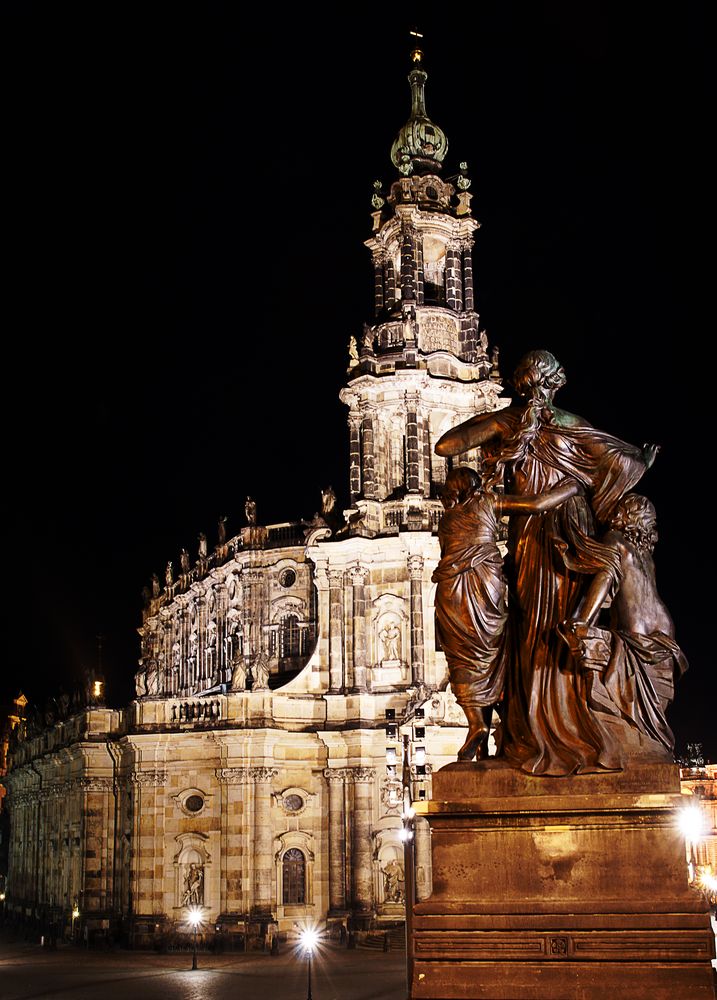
279 569 296 588
185 794 204 813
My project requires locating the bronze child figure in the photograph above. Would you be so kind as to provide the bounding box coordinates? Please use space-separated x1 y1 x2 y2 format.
433 465 580 761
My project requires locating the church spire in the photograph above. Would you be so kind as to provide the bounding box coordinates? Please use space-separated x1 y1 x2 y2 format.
390 43 448 176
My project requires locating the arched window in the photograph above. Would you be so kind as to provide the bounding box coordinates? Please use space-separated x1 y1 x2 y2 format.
282 848 306 904
280 615 301 658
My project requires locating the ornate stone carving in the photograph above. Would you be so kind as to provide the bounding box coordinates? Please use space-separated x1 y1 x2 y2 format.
408 554 424 578
419 314 460 354
323 767 354 783
131 770 168 787
215 767 251 784
77 777 113 792
351 767 375 783
249 766 278 783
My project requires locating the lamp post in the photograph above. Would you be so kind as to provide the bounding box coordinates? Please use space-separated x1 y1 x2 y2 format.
188 906 202 970
71 902 79 943
300 926 319 1000
386 706 427 999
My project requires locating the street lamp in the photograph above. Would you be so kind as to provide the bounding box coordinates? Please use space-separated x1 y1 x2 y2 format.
187 906 203 970
300 926 319 1000
71 902 79 942
385 706 428 999
678 803 705 883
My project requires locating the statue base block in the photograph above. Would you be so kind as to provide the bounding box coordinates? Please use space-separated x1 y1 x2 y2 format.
411 760 715 999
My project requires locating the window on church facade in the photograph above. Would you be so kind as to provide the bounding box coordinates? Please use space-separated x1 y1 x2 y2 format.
282 847 306 904
280 615 301 658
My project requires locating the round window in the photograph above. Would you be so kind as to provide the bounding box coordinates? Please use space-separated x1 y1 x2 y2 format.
279 569 296 588
283 794 303 812
185 794 204 813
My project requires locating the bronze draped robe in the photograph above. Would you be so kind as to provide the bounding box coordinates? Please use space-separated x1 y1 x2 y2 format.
489 407 649 775
432 491 507 706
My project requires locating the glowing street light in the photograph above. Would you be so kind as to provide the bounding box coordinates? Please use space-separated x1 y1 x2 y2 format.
187 906 203 970
678 803 706 882
300 926 320 1000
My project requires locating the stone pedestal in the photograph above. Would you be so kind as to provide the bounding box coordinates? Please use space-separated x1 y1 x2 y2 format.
411 760 715 999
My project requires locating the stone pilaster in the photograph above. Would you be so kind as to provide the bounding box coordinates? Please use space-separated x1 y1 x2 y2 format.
323 768 352 914
328 570 345 693
130 771 167 915
350 767 375 922
216 768 250 914
250 766 278 917
350 566 369 693
408 555 425 686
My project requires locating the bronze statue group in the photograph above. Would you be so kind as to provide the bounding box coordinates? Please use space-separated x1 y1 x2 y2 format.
433 350 686 776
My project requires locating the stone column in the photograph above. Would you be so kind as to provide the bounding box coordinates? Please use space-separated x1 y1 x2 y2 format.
324 768 351 914
421 410 432 498
373 252 385 316
400 225 416 303
384 257 397 311
161 619 172 694
408 555 425 686
215 582 228 685
348 411 361 501
350 566 369 693
197 593 207 687
445 242 463 311
328 570 345 693
462 240 475 311
251 767 278 916
405 392 420 494
351 767 375 923
415 234 425 305
361 407 377 500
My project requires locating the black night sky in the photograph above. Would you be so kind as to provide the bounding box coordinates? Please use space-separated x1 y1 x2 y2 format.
4 6 714 759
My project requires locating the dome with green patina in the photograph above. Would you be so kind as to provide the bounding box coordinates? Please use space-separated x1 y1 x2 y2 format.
390 49 448 176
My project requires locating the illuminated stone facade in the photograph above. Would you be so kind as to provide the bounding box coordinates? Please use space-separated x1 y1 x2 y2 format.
4 51 509 946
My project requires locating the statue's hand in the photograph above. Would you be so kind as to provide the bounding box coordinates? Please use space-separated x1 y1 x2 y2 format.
643 442 661 469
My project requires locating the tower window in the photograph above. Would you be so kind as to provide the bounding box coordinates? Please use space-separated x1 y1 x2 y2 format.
282 848 306 904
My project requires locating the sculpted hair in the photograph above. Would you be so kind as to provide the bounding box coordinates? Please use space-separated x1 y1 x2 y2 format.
610 494 658 551
512 350 566 401
442 465 480 504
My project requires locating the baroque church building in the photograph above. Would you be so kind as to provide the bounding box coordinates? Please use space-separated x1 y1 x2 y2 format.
4 49 511 947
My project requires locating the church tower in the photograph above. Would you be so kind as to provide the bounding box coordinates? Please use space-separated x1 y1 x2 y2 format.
4 41 512 946
340 46 507 538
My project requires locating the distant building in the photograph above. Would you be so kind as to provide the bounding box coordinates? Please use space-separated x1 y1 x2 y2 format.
3 49 499 946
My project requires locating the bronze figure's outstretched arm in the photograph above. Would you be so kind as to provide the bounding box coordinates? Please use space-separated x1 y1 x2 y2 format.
497 478 583 515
